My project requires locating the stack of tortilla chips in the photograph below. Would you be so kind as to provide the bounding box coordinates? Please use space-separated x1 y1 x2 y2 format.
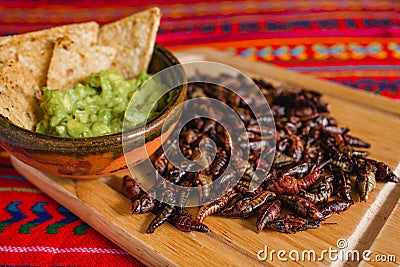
0 7 161 131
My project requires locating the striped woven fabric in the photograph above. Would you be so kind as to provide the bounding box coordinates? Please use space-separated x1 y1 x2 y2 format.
0 1 399 266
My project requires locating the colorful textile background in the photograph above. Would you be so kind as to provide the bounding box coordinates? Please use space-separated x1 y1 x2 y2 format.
0 1 399 266
1 0 399 99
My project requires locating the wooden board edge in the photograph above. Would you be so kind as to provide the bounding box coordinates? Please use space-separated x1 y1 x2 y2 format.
330 182 400 267
359 164 400 267
362 202 400 266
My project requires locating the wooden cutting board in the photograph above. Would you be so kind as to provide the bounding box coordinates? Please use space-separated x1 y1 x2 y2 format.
365 202 400 266
12 48 400 267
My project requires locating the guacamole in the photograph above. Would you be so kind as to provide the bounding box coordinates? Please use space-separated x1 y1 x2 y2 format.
36 69 169 138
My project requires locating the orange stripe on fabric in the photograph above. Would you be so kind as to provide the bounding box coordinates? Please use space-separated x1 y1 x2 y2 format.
304 70 400 78
0 151 10 158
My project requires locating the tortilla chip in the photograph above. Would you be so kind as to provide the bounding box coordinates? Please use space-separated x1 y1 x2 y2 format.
98 7 161 79
0 22 99 89
0 22 99 130
0 21 99 46
0 60 43 130
46 37 116 90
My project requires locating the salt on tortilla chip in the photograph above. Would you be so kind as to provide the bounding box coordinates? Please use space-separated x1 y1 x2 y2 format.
0 22 99 89
0 22 99 130
0 60 43 130
98 7 161 79
46 37 116 90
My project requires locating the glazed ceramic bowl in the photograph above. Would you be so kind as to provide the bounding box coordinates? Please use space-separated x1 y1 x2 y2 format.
0 44 187 179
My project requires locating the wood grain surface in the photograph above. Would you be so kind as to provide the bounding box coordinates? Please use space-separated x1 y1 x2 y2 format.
361 201 400 266
12 49 400 267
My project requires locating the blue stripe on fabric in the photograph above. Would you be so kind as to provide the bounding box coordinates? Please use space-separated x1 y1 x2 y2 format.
0 175 27 181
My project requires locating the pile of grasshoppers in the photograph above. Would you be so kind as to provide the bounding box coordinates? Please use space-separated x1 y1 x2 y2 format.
122 74 399 234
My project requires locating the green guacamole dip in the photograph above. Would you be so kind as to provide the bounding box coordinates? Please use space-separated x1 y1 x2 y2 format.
36 69 169 138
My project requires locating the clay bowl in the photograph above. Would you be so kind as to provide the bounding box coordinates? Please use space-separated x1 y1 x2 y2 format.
0 44 187 179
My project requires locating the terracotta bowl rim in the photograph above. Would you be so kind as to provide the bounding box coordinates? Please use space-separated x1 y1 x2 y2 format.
0 43 187 152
